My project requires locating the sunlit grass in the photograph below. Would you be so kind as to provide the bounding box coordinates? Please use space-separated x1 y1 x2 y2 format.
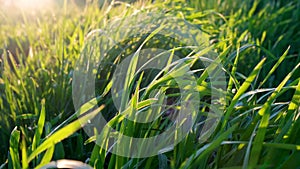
0 0 299 168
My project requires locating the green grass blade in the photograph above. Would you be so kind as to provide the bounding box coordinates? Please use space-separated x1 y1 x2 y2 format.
32 99 46 151
47 97 101 136
243 123 259 169
21 135 28 169
285 78 300 143
221 58 266 131
84 98 158 144
264 78 300 164
28 104 105 162
180 124 238 169
158 154 168 169
259 46 290 88
279 151 300 169
34 145 55 169
249 63 300 168
221 141 300 151
8 127 21 169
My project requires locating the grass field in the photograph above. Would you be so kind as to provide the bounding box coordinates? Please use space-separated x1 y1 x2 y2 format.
0 0 300 168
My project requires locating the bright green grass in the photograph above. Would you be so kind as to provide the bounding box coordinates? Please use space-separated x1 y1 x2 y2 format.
0 0 299 168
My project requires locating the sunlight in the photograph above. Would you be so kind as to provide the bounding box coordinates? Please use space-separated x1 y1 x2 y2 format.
3 0 53 10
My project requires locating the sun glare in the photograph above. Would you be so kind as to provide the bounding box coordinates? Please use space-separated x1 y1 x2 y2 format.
3 0 53 10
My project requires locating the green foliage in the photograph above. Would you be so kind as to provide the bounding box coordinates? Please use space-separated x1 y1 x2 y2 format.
0 0 299 168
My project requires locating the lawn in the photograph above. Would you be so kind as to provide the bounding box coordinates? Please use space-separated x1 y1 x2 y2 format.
0 0 300 168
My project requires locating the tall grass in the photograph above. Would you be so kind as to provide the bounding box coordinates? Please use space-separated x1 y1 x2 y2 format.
0 0 299 168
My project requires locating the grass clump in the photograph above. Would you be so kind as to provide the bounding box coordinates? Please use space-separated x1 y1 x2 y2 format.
0 0 299 168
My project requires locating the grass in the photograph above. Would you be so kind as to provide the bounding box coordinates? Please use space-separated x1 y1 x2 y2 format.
0 0 299 168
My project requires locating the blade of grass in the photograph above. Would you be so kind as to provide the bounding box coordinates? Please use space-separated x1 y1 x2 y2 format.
84 98 158 144
221 58 266 131
180 124 238 169
227 31 248 94
264 79 300 164
47 96 102 136
21 134 28 169
32 99 46 151
249 63 300 168
284 78 300 143
27 104 105 162
258 46 290 88
243 123 259 169
34 145 55 169
8 127 21 169
221 141 300 150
